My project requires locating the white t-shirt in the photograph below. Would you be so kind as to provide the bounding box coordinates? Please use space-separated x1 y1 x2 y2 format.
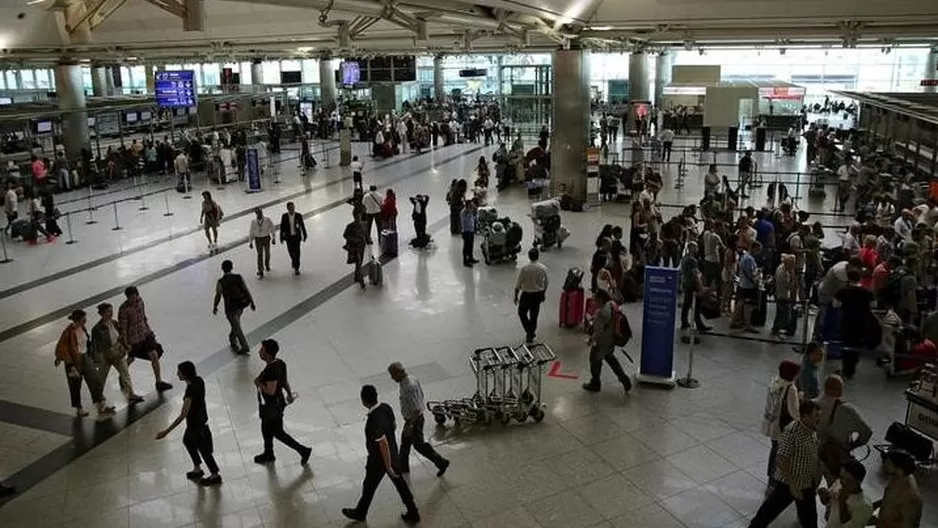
659 129 675 142
824 482 874 528
351 161 363 174
363 191 383 215
4 189 17 215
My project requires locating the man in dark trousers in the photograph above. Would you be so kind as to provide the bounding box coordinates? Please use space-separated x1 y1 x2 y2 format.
387 362 450 476
279 202 307 276
342 385 420 524
514 248 549 343
213 260 255 354
253 339 312 465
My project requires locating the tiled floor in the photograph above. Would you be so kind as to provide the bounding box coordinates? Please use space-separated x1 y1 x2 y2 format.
0 136 934 527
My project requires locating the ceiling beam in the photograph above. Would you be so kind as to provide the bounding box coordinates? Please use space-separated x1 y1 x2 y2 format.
140 0 187 19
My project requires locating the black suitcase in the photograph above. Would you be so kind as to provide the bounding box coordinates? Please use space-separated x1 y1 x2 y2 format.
751 291 768 327
885 422 934 462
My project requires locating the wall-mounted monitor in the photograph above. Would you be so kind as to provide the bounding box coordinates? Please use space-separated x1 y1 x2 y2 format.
140 111 152 121
0 97 12 106
87 116 96 127
341 61 361 85
125 112 138 123
280 71 302 84
34 120 53 134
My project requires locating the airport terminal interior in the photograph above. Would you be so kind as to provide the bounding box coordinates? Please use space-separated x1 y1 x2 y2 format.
2 0 938 527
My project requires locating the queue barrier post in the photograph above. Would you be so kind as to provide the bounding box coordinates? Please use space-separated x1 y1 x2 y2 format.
86 186 97 224
111 202 123 231
65 212 77 245
0 227 12 263
677 327 700 389
139 180 150 211
163 190 174 217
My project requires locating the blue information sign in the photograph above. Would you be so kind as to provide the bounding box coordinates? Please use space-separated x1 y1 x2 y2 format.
246 148 261 193
639 266 678 384
155 70 197 108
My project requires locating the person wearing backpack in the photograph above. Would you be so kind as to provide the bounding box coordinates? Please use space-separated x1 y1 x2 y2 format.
582 289 632 395
761 360 801 488
213 260 255 355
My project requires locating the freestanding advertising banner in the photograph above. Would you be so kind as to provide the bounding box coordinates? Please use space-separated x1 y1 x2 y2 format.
246 148 261 193
637 266 678 387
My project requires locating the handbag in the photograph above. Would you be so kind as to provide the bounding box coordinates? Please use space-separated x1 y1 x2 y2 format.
257 390 282 422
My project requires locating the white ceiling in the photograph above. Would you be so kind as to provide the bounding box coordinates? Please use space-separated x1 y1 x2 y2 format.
0 0 936 64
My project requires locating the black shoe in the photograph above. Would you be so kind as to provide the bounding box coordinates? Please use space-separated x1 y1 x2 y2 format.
238 348 250 355
300 446 312 466
342 508 366 522
0 484 15 497
128 394 145 404
156 381 172 392
436 459 450 477
186 469 204 481
525 334 534 344
253 453 276 464
265 265 271 272
697 325 713 333
401 511 421 523
622 377 633 394
199 474 222 486
293 269 300 276
582 383 601 393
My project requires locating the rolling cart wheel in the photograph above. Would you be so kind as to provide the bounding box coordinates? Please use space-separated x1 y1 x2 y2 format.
433 414 447 426
557 241 563 249
531 408 545 423
515 413 527 423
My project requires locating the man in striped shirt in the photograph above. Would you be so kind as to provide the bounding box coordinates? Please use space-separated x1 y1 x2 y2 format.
388 362 450 477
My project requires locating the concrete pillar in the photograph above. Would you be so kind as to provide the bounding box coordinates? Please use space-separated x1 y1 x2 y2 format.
654 52 673 107
319 57 336 110
55 62 90 158
628 52 649 101
496 55 504 97
925 48 938 94
251 59 263 86
549 47 591 202
433 54 445 101
104 66 116 95
145 64 156 93
110 65 122 95
14 70 23 90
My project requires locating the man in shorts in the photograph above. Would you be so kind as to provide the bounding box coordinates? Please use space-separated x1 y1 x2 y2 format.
118 286 172 393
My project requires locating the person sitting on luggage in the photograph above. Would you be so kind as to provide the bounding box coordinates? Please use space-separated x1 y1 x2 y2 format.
870 448 923 528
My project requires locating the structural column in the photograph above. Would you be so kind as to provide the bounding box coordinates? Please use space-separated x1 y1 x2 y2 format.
318 57 336 110
145 64 156 93
654 52 673 107
627 52 649 133
550 46 591 202
110 65 123 95
90 65 107 96
55 62 91 158
925 48 938 94
433 54 445 101
13 70 23 90
250 59 264 87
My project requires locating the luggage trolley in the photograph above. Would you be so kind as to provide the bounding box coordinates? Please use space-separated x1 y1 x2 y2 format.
427 344 555 427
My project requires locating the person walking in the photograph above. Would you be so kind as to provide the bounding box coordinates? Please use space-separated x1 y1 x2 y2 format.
344 213 368 289
461 200 478 267
199 191 223 252
253 339 312 466
279 202 307 276
118 286 173 392
659 126 675 162
248 208 276 278
581 288 632 395
514 248 549 343
387 362 450 477
213 260 255 355
817 458 873 528
342 384 421 524
362 185 383 245
3 181 17 236
680 241 711 343
381 189 398 231
748 400 822 528
155 361 222 486
815 375 873 485
351 156 363 191
90 303 143 404
871 449 922 528
54 310 116 418
761 360 801 488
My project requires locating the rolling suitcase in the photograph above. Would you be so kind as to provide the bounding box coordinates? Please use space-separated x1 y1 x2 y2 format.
379 230 398 257
559 288 585 328
368 256 383 286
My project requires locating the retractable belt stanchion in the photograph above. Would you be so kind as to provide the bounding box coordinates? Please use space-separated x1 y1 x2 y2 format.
163 190 174 217
111 202 122 231
677 328 700 389
0 229 12 264
182 172 192 199
65 212 77 244
86 186 97 224
139 179 149 211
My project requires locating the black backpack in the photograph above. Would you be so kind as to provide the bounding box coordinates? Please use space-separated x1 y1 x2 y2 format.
563 268 584 291
612 303 633 347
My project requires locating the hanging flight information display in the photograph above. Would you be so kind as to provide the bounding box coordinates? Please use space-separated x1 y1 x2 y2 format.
155 70 197 108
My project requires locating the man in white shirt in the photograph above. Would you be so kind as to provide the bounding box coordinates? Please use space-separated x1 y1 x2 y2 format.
174 151 190 191
658 127 675 162
362 185 383 245
373 130 385 158
350 156 363 190
396 120 409 153
514 248 549 343
841 224 861 256
248 207 276 278
483 117 495 145
818 459 873 528
4 181 18 235
894 210 914 242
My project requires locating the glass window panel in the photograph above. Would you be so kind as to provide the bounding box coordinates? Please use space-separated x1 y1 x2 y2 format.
261 61 280 84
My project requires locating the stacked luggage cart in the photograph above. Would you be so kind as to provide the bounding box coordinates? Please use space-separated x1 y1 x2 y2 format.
427 344 556 427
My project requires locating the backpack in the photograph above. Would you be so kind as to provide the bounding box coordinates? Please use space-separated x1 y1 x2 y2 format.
763 384 793 428
881 268 910 307
611 302 633 347
563 268 584 291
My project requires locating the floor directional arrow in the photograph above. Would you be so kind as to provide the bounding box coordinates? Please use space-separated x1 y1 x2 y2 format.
547 360 578 380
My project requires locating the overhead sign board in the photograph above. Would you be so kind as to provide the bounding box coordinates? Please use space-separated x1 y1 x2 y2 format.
155 70 197 108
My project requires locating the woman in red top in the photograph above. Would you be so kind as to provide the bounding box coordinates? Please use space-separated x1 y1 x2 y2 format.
381 189 398 231
858 234 879 290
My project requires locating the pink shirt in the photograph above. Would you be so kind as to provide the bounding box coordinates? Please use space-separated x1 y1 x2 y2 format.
31 159 47 182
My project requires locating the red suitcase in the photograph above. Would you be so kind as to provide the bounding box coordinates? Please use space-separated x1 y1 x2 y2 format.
559 288 585 328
